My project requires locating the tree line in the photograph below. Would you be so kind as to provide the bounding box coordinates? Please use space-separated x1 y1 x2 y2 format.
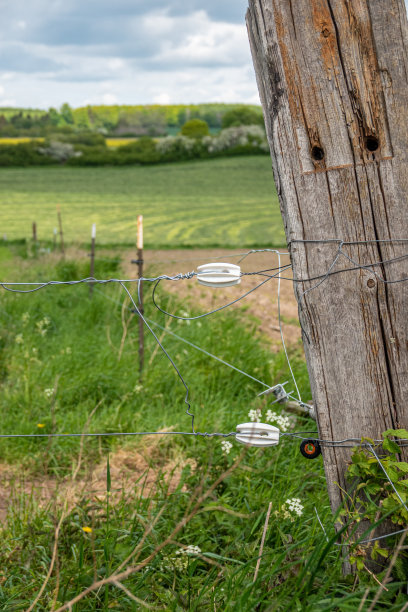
0 103 264 138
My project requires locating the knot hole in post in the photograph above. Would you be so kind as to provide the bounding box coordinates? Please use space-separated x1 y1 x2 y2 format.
365 135 379 152
311 146 324 161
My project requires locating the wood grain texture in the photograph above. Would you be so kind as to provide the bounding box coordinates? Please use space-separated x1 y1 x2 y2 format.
247 0 408 510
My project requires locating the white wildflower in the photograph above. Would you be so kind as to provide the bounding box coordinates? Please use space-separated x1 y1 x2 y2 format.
15 334 23 345
22 312 30 326
36 317 51 336
266 410 291 432
221 440 233 456
44 388 54 398
248 408 261 423
275 498 304 522
286 497 304 517
160 545 201 572
182 545 201 556
134 384 143 393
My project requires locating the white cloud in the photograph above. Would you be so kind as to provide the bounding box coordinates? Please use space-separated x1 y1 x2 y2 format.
153 93 171 104
106 58 125 71
0 1 259 108
102 93 118 104
145 11 249 67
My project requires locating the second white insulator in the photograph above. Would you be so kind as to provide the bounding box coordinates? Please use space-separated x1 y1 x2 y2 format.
235 422 280 447
196 263 241 288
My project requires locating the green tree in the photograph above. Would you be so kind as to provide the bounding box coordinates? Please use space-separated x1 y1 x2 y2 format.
60 103 74 125
180 118 209 139
221 106 264 129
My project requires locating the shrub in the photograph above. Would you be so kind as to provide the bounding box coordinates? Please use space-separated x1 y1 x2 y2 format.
180 119 209 139
221 106 265 129
114 137 160 164
66 148 114 166
52 132 106 146
38 141 82 163
0 142 56 167
156 135 200 162
202 125 269 155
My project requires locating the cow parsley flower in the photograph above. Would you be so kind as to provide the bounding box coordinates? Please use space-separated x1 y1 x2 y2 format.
22 312 30 326
160 545 201 572
248 409 261 422
286 498 303 516
221 440 233 455
36 317 50 336
275 497 304 522
266 410 291 432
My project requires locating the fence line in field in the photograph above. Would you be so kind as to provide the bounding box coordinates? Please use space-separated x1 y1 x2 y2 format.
1 241 408 547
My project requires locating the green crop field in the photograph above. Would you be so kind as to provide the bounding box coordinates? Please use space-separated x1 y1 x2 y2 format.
0 156 284 248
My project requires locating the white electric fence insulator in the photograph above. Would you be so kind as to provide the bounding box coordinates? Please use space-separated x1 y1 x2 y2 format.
196 263 241 288
235 422 280 447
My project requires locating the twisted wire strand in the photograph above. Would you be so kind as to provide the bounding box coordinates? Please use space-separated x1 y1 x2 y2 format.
151 265 292 321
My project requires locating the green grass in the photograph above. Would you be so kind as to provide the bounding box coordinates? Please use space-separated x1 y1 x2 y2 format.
0 157 283 248
0 247 406 610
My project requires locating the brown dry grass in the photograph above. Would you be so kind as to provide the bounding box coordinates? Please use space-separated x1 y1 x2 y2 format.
0 435 194 522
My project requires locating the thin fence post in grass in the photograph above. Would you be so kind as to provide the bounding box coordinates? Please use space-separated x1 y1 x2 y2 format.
32 222 37 243
131 215 144 375
247 0 408 546
57 205 65 258
90 223 96 298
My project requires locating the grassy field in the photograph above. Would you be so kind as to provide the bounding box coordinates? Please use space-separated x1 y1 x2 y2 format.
0 157 284 248
0 246 406 610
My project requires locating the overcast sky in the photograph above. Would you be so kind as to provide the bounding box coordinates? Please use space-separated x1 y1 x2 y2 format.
0 0 259 109
2 1 408 111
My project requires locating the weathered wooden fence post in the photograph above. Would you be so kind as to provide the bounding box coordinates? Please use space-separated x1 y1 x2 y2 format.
57 205 65 258
90 223 96 298
247 0 408 515
132 215 144 375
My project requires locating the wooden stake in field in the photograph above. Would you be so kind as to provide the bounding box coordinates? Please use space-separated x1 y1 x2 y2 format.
90 223 96 298
32 222 37 243
57 205 65 258
247 0 408 522
137 215 144 374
